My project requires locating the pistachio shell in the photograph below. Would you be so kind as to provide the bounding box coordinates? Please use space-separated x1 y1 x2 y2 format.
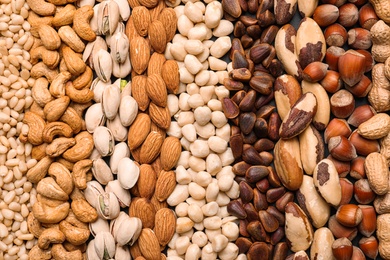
113 0 130 21
109 142 130 174
112 56 132 78
107 114 128 142
83 36 107 69
117 157 139 189
96 192 120 220
119 95 138 127
89 217 110 237
116 216 142 246
93 126 115 156
115 244 131 260
94 231 116 259
94 49 112 83
92 158 114 185
97 0 120 35
85 103 106 133
102 84 121 120
86 239 100 259
84 181 104 208
110 32 129 64
105 180 131 208
90 78 111 103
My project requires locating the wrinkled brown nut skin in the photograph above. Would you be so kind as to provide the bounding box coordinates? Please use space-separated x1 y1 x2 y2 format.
23 111 46 146
52 244 83 260
72 159 92 190
73 5 96 42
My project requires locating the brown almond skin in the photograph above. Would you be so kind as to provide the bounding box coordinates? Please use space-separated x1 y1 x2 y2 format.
279 92 317 139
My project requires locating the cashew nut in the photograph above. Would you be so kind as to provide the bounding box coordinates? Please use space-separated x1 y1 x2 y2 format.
47 162 74 195
60 107 84 134
38 24 62 51
46 137 76 158
51 244 83 260
72 159 92 190
31 62 59 83
32 77 54 107
37 177 69 201
65 81 94 103
73 5 96 42
58 25 86 53
42 122 74 143
59 220 90 246
44 96 71 122
27 11 54 38
30 46 60 69
52 4 76 27
33 201 70 224
62 131 94 162
73 66 93 90
61 46 87 76
26 0 56 16
27 212 45 238
28 245 52 260
38 228 66 250
71 198 98 223
27 156 54 183
23 111 46 146
49 71 72 98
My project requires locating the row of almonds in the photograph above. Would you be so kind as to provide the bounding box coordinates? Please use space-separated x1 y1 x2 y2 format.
8 0 390 259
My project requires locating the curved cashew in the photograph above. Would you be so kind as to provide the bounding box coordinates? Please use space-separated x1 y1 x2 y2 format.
26 0 55 16
56 158 75 172
37 177 69 201
32 77 54 107
61 46 86 76
38 228 66 250
44 96 70 122
52 4 76 27
27 11 54 38
31 62 59 83
73 66 93 90
27 212 45 238
46 137 76 158
71 198 98 223
58 26 86 53
69 101 93 118
32 143 49 161
38 24 62 51
30 46 60 69
23 111 46 146
73 159 92 190
63 241 87 254
65 81 94 103
60 107 84 134
62 131 94 162
59 220 90 246
48 162 74 195
27 156 54 184
43 122 74 143
73 5 96 42
33 201 70 224
52 244 83 260
37 194 68 208
28 245 52 260
49 71 72 98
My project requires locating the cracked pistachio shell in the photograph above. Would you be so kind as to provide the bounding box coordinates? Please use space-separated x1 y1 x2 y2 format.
102 84 121 120
93 126 115 157
90 78 111 103
113 0 130 21
105 180 131 208
117 157 139 189
105 22 125 49
110 32 129 64
97 192 120 220
94 231 116 259
107 114 128 142
89 217 110 237
97 0 120 35
120 81 131 99
92 158 114 185
109 211 128 238
116 216 142 246
86 239 100 259
112 56 132 78
119 95 138 127
83 36 107 69
109 142 130 174
90 148 103 161
94 49 112 83
85 103 106 133
84 181 104 208
115 244 131 260
89 4 100 34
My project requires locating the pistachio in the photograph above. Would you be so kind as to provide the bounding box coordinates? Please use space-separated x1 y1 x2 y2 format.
96 192 121 220
93 126 115 156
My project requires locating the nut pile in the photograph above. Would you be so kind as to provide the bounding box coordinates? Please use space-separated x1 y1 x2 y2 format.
0 0 36 259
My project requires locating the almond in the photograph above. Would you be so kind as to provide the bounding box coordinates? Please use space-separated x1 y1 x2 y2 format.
132 6 150 37
128 0 140 8
131 75 150 111
129 198 156 229
151 193 169 212
137 164 157 199
138 0 159 8
125 17 140 40
161 60 179 94
149 102 171 130
148 52 166 76
148 20 167 54
130 36 150 75
160 137 181 170
149 0 166 21
127 113 151 150
155 170 176 202
154 208 176 247
139 131 164 164
138 228 161 260
158 8 177 42
146 74 167 107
